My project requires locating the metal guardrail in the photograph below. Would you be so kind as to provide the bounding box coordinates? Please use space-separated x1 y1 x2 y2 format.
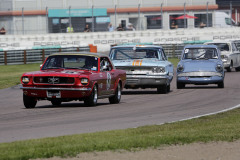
0 46 90 65
0 43 210 65
161 44 184 58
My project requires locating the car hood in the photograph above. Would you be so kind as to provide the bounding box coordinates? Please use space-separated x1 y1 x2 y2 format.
22 69 93 77
112 59 168 67
180 60 219 72
221 51 231 56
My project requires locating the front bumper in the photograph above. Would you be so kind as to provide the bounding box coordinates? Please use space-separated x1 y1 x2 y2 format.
20 86 92 99
125 74 171 87
177 71 224 84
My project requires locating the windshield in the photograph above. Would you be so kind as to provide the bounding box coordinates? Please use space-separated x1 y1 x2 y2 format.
210 43 229 51
183 48 219 60
110 47 164 60
42 55 98 71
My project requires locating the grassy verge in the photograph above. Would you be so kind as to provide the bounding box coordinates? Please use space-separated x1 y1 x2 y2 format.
0 63 40 89
168 57 179 67
1 107 240 160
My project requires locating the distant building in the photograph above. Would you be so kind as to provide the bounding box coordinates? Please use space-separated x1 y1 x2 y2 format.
0 0 218 35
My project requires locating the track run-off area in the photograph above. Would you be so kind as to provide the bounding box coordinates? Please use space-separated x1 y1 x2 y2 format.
0 71 240 143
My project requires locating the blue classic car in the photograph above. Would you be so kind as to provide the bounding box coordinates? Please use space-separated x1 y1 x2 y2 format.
176 45 225 89
109 45 174 94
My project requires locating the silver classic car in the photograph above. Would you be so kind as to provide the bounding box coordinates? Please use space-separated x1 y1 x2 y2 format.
109 45 174 93
205 40 240 72
177 45 225 89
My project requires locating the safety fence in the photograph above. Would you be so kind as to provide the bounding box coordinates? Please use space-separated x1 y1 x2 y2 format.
0 42 208 65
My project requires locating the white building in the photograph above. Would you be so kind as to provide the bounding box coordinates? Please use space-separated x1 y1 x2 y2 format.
0 0 218 35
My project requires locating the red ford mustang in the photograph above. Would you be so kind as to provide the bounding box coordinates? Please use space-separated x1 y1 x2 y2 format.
20 52 126 108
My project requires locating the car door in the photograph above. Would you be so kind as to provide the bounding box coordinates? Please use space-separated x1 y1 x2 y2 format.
232 42 240 68
100 57 116 95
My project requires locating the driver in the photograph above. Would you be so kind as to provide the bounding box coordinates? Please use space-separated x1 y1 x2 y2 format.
146 50 156 58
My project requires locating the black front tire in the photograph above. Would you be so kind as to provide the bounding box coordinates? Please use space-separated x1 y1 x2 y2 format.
218 81 224 88
23 94 37 109
177 82 185 89
109 83 121 104
157 84 168 94
235 67 240 72
226 62 233 72
84 85 98 106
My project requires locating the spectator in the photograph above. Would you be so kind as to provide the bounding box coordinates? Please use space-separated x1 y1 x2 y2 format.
0 27 6 35
66 24 74 33
116 24 124 31
84 24 91 32
199 22 206 28
127 23 135 31
170 21 178 29
108 23 114 32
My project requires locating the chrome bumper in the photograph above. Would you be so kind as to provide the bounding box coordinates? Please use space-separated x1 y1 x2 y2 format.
126 74 171 86
20 86 92 91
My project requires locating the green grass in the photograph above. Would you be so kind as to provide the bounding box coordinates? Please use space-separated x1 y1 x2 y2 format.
168 57 179 67
1 107 240 160
0 63 40 89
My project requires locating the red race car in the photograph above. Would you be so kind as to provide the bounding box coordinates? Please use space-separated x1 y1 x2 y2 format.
20 52 126 108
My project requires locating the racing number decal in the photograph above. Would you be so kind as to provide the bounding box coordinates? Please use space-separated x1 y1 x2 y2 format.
106 72 111 90
132 60 143 66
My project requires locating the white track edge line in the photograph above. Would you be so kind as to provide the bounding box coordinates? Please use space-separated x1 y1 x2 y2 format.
166 103 240 125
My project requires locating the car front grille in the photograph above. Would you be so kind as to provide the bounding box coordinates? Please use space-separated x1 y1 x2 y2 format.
178 72 222 77
33 76 75 84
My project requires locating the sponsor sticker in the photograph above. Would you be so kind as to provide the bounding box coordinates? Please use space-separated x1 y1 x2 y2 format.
132 60 143 66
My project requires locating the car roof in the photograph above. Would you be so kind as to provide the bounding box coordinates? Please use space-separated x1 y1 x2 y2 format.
184 44 218 49
111 45 163 49
49 52 108 58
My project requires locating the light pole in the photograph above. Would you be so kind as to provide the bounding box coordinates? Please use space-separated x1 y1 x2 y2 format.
207 2 209 27
161 3 163 29
184 3 186 28
69 6 71 28
22 7 24 35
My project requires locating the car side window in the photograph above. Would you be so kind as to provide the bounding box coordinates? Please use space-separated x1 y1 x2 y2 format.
232 43 238 52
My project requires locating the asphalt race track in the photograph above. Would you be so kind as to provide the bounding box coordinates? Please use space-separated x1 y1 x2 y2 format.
0 72 240 143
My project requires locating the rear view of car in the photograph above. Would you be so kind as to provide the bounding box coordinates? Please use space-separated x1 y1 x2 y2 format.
109 45 173 94
176 45 225 88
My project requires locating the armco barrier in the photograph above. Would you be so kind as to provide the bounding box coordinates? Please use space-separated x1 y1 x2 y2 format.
0 46 91 65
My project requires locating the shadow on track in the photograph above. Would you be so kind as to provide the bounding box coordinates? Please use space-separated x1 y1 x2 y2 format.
27 102 110 109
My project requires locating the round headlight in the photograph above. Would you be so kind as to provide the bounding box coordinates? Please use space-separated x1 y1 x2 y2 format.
81 78 89 85
177 64 184 72
221 55 228 59
152 67 165 73
216 64 223 72
22 77 30 84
